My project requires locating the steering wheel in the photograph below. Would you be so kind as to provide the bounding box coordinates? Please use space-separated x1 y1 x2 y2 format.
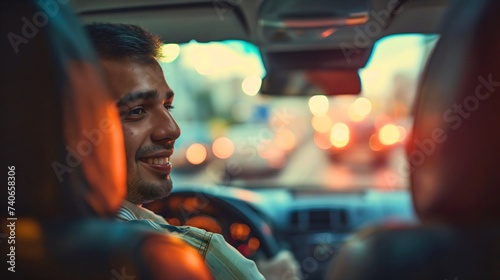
145 190 280 259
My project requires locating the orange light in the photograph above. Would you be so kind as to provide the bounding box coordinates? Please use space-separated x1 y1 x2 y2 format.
186 143 207 165
16 218 41 241
345 14 369 25
321 28 336 38
379 124 400 145
330 123 350 148
182 197 204 213
248 237 260 251
212 137 234 159
230 223 251 241
185 216 223 234
314 132 332 150
274 129 297 151
311 115 332 133
369 134 383 151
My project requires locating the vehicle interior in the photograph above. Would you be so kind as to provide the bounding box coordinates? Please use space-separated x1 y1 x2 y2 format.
2 0 499 279
1 1 211 279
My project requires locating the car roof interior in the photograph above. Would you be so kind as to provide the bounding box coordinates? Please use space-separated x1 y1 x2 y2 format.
73 0 449 95
74 0 449 45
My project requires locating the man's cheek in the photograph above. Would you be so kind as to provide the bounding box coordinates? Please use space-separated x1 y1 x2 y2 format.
121 127 139 160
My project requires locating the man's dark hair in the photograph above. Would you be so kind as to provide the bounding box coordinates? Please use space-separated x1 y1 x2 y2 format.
85 22 162 63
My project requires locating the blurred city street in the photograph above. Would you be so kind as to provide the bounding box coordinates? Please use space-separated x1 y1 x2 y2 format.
172 136 410 192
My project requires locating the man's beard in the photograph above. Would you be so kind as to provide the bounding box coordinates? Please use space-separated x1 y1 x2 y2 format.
125 162 172 204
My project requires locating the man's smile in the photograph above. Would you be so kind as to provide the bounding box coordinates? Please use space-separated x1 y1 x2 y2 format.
139 150 173 173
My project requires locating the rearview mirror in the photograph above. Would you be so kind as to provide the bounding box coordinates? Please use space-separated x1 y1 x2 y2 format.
258 42 372 96
260 69 361 96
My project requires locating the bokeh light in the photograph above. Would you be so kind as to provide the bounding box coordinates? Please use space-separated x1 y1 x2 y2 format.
369 134 383 151
186 143 207 165
241 76 262 96
348 97 372 122
212 137 235 159
353 97 372 116
330 123 350 148
314 132 332 150
160 43 180 63
311 115 333 133
230 223 250 241
185 216 223 234
274 129 297 151
248 237 260 251
379 124 400 145
309 95 329 116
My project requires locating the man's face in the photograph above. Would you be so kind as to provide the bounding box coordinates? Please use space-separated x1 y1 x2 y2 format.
101 58 180 204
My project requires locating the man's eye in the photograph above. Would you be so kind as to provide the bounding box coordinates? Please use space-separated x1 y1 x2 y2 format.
128 108 145 116
164 104 175 111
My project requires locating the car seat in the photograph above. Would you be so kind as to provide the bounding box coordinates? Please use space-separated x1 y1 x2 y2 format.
325 0 500 279
0 1 212 279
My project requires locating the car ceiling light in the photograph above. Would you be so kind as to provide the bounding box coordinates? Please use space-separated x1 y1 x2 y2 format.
259 13 369 29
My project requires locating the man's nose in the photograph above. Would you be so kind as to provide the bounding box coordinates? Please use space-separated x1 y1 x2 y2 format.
151 109 181 143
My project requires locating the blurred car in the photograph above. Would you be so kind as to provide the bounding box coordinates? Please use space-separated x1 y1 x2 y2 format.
311 95 408 167
323 119 398 166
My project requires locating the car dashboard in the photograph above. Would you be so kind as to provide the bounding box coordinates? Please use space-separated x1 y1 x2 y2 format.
145 184 415 279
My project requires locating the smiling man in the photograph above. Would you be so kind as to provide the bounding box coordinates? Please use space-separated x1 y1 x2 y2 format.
102 58 178 204
84 22 268 280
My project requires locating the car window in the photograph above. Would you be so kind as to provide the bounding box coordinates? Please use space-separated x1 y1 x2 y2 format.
161 34 439 191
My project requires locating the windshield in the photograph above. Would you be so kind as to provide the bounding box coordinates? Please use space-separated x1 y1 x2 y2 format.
162 34 438 191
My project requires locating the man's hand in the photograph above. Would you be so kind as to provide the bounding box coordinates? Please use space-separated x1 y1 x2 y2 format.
256 250 302 280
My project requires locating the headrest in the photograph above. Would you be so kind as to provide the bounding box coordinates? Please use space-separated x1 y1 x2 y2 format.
0 0 126 220
409 0 500 224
